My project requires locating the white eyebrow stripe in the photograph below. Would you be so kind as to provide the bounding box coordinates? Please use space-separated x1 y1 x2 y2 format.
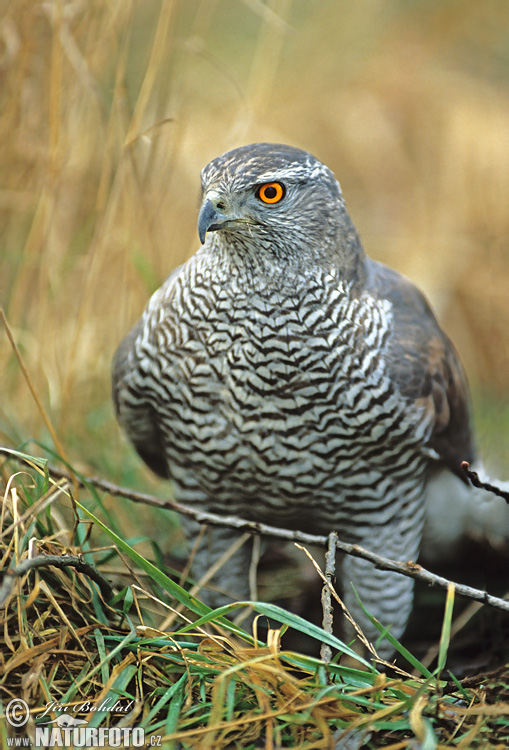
253 166 312 183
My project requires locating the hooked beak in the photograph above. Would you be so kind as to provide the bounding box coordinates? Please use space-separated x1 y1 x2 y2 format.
198 199 225 245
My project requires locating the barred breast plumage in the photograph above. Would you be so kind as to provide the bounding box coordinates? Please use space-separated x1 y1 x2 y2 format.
113 143 474 657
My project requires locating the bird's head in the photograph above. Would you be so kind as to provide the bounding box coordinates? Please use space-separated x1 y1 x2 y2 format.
197 143 365 279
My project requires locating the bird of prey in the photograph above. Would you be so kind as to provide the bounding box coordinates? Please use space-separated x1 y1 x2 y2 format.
113 142 478 657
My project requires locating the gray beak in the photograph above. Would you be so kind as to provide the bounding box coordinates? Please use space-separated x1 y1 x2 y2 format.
198 199 224 244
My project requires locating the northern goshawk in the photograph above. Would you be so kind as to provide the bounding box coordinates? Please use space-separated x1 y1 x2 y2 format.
113 143 476 657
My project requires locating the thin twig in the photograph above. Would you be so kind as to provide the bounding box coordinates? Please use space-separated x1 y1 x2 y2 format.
0 553 114 606
320 531 337 664
297 542 380 666
2 448 509 614
461 461 509 503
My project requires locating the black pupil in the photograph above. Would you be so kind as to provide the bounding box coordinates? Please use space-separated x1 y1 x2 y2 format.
264 185 277 199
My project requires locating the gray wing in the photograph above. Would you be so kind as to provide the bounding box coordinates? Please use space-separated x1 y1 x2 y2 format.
367 260 475 472
112 319 170 478
112 266 184 479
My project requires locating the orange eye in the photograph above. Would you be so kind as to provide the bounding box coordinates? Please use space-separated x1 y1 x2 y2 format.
257 182 285 204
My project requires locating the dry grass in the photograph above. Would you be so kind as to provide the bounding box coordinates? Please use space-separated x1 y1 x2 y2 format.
1 453 509 748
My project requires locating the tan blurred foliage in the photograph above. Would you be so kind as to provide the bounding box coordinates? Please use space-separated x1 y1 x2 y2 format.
0 0 508 469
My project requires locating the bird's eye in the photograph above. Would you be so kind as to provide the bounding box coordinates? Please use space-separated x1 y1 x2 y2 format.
256 182 286 204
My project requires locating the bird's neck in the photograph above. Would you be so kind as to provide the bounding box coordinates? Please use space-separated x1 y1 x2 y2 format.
204 229 367 295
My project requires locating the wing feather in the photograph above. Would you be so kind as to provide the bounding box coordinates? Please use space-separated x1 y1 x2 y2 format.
367 260 475 471
112 320 170 478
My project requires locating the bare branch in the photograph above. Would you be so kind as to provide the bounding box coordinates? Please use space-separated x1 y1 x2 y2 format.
461 461 509 503
0 554 114 606
2 448 509 615
319 531 337 664
297 542 381 666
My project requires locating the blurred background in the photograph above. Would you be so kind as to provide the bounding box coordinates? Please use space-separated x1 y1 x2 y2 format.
1 0 508 532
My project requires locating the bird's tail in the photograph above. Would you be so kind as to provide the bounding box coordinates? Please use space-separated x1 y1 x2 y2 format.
421 463 509 563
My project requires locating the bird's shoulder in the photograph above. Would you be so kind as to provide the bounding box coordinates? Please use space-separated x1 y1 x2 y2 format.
365 259 475 470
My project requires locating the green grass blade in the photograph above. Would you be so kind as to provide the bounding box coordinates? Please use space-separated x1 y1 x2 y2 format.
351 585 433 677
74 498 253 640
437 583 455 676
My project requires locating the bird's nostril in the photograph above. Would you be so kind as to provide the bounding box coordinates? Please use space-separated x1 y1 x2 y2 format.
216 201 226 210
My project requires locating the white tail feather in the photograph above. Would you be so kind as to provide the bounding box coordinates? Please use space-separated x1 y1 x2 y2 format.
422 465 509 562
